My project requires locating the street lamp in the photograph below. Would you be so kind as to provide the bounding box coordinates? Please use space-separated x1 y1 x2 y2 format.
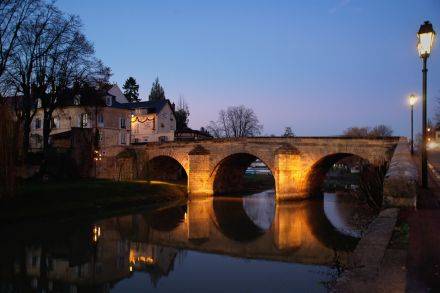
409 94 418 155
417 21 436 188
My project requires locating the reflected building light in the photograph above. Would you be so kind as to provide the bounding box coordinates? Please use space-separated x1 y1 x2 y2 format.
92 225 101 243
129 248 156 270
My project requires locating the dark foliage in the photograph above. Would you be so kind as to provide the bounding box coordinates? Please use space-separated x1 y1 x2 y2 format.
123 76 140 103
356 161 389 210
148 77 165 101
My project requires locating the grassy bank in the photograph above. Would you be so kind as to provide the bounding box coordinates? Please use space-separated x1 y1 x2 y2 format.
0 179 187 223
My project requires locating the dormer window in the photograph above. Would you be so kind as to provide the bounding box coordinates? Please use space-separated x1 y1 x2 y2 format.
74 95 81 105
106 96 113 106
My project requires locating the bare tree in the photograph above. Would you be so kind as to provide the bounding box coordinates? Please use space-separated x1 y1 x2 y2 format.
4 2 111 154
5 3 65 155
342 127 370 137
369 125 393 137
34 13 110 152
0 0 41 82
343 125 393 137
207 105 263 138
175 95 189 130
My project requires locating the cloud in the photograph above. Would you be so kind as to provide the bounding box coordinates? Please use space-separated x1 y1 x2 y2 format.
329 0 351 14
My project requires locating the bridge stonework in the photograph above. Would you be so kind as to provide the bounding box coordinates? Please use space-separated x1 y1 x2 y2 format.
133 137 400 201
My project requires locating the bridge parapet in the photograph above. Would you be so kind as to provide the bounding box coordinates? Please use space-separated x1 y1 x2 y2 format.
383 137 418 207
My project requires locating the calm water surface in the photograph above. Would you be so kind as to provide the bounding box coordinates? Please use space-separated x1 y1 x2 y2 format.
0 191 374 292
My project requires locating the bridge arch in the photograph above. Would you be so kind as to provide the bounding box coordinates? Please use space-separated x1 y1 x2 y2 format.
148 155 188 182
209 152 275 195
305 152 372 196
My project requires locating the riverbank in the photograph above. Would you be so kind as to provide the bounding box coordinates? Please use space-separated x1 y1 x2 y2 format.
0 179 187 224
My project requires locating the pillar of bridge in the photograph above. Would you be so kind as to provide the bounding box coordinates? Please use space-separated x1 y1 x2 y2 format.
273 202 304 251
187 198 212 241
188 145 213 197
274 144 307 201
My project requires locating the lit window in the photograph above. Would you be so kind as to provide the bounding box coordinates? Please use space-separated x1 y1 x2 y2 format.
80 113 88 128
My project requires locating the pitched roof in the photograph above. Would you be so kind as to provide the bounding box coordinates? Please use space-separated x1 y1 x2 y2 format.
116 99 172 114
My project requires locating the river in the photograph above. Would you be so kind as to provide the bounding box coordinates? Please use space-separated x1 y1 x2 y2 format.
0 190 375 292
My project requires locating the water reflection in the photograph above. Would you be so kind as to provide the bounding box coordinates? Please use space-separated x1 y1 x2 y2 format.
0 192 374 292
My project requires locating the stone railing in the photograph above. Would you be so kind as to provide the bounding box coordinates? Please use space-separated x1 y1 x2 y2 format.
383 137 418 207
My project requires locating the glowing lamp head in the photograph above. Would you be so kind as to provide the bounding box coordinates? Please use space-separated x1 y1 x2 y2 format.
409 94 418 106
417 21 436 58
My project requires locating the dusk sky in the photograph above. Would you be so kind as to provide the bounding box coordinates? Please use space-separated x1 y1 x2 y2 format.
57 0 440 136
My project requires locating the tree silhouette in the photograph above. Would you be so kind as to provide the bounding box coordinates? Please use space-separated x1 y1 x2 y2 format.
123 77 140 103
175 97 189 130
207 105 263 138
283 127 294 137
148 77 166 101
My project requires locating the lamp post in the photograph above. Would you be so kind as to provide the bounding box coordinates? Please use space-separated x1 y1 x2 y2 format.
417 21 436 188
409 94 418 155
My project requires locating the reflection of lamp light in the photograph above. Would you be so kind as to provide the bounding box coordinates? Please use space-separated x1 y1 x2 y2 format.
129 265 133 272
92 225 101 243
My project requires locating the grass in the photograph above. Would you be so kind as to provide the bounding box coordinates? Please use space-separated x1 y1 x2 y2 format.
0 179 187 223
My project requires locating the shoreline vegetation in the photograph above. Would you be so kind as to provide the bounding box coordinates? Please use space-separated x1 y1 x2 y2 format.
0 179 187 224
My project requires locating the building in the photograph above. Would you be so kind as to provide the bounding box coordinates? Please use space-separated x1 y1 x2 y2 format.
127 100 176 144
29 85 131 151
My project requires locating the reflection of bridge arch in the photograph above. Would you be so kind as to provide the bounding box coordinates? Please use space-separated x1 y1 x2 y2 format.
209 152 275 195
146 205 187 232
139 196 359 258
211 197 274 242
208 194 357 250
305 153 371 196
148 155 188 182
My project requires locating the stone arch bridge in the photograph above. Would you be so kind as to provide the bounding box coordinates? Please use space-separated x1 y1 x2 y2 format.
130 136 400 201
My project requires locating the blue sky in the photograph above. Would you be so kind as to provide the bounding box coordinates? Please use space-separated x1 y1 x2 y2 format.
56 0 440 136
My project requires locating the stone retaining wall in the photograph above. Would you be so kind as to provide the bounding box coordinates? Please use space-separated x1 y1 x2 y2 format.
383 137 418 207
331 208 400 292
